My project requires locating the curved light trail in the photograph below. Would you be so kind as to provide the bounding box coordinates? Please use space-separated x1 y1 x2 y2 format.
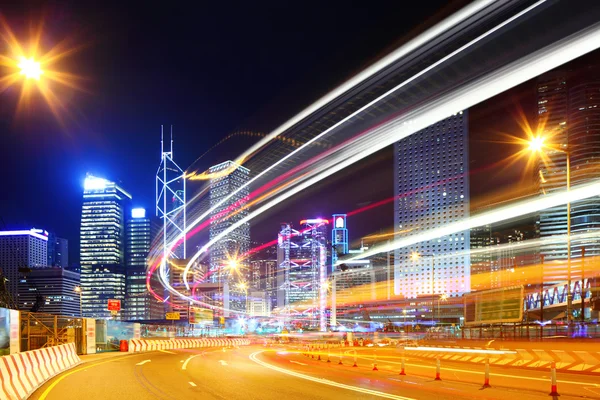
157 7 600 312
175 0 552 292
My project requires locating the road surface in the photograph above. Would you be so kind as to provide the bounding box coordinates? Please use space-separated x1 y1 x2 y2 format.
30 344 600 399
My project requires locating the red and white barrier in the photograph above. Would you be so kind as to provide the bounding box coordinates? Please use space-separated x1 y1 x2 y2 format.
0 342 80 400
128 338 250 353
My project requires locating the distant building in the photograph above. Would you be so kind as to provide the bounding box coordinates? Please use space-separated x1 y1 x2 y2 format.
394 113 470 298
209 160 250 316
18 268 81 316
125 208 160 320
249 259 277 310
276 219 328 328
0 228 49 306
248 290 271 317
536 65 600 287
80 175 131 319
47 233 68 268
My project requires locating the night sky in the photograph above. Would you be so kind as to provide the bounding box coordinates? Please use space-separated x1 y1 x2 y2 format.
0 0 557 265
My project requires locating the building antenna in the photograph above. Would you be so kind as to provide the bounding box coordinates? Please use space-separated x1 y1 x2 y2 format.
170 125 173 155
161 125 164 156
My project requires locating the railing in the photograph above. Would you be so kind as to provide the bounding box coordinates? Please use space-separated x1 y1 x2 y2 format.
20 312 84 353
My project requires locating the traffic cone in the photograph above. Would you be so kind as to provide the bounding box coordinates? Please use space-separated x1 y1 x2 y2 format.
549 362 559 396
482 358 491 388
400 358 406 376
435 359 442 381
318 353 321 361
373 363 378 371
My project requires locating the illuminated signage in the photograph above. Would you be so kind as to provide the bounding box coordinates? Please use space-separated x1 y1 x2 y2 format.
84 176 109 191
131 208 146 219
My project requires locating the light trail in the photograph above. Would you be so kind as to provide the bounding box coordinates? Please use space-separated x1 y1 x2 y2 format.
167 0 540 293
344 179 600 263
405 347 516 355
249 351 416 400
178 21 600 298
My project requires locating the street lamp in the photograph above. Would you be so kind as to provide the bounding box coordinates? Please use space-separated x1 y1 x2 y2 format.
410 252 436 326
18 56 43 80
73 286 82 317
527 136 572 325
438 293 448 322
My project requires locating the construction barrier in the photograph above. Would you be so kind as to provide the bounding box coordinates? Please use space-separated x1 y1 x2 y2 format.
403 345 600 373
0 343 80 400
128 338 250 353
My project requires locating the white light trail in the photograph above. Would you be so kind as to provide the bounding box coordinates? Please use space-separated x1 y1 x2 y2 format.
345 179 600 262
175 0 550 292
405 347 516 355
162 1 511 289
249 351 415 400
176 22 600 297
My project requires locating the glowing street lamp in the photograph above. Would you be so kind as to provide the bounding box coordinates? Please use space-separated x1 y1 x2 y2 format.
74 286 82 317
18 56 43 80
526 136 572 325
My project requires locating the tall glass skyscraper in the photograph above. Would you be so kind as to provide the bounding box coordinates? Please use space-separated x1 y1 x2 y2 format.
393 113 470 298
537 65 600 286
209 161 250 314
125 208 158 320
276 219 328 327
80 175 131 319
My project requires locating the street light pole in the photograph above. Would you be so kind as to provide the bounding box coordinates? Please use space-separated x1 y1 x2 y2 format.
528 138 572 328
565 149 572 328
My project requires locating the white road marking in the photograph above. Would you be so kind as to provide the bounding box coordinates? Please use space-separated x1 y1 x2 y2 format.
159 349 177 355
250 351 415 400
136 360 151 366
182 354 201 370
219 360 228 366
189 382 197 387
290 361 307 366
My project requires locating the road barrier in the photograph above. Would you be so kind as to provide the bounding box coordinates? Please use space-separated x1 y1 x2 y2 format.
350 350 358 367
483 358 491 388
128 338 250 353
403 344 600 373
372 349 378 371
0 343 80 400
549 362 559 396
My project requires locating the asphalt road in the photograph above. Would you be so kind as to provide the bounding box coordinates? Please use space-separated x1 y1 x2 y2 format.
29 344 600 400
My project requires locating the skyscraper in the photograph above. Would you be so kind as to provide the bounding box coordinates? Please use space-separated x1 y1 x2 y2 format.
125 208 159 320
18 268 81 316
80 175 131 319
537 65 600 286
156 129 186 317
393 112 470 298
47 233 68 268
0 228 48 307
209 160 250 315
276 219 328 328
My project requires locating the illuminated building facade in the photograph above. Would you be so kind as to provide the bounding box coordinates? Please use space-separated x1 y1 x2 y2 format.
156 128 186 318
537 65 600 287
276 219 328 328
18 268 81 316
209 160 250 315
0 228 49 306
331 214 348 272
394 113 470 298
125 208 160 320
80 175 131 319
